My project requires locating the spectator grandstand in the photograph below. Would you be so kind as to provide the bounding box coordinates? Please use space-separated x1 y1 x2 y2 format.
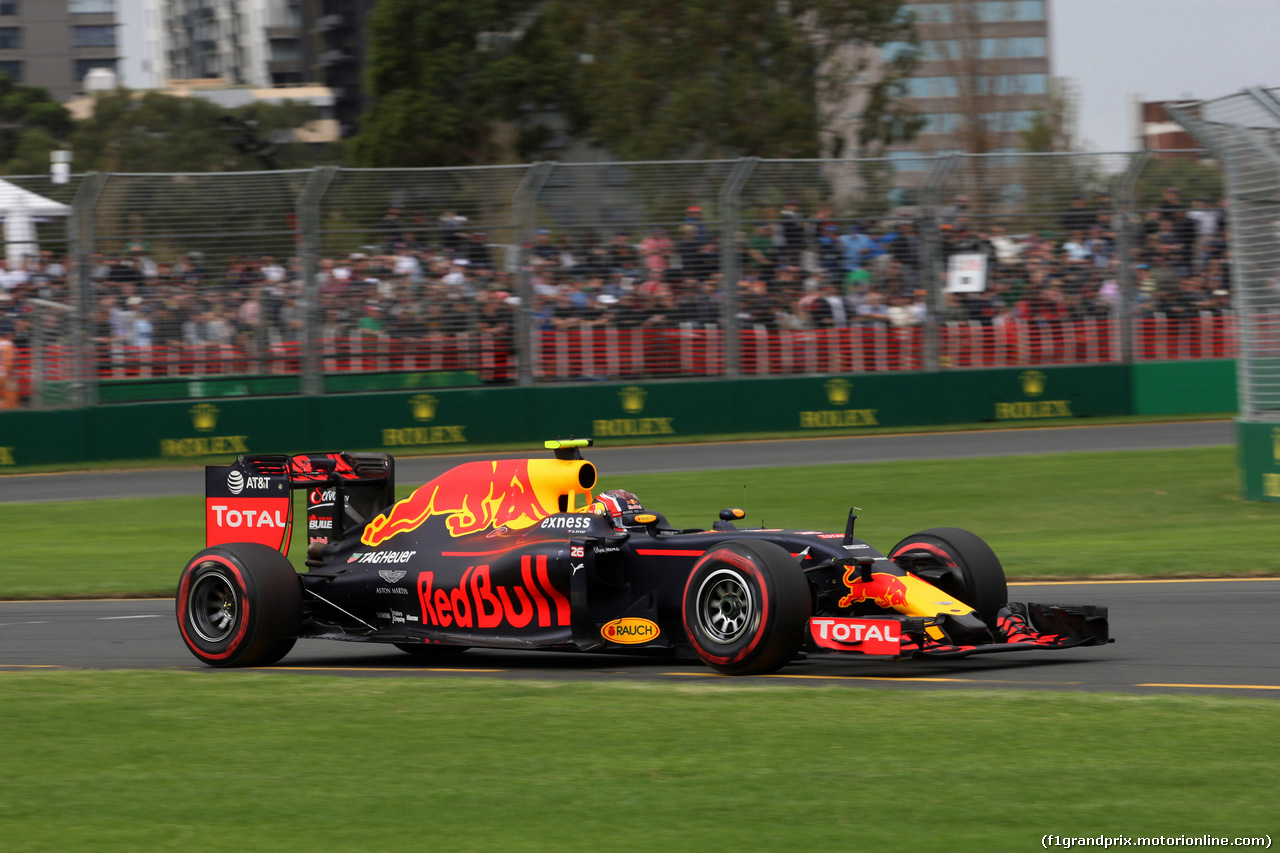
0 153 1235 408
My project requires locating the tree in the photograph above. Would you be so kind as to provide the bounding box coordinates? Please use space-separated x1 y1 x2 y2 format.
70 90 323 172
1134 157 1223 210
538 0 920 161
348 0 919 165
346 0 546 167
1020 77 1077 154
0 73 73 175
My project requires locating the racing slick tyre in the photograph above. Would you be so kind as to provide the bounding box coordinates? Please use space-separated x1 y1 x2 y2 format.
889 527 1007 629
682 540 812 675
176 543 301 667
393 643 470 657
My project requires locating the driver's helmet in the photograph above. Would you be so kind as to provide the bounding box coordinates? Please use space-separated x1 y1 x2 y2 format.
591 489 644 528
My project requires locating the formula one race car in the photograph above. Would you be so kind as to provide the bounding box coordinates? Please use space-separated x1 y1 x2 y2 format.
177 440 1110 674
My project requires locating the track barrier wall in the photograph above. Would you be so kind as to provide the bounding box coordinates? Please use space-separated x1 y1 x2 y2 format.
1236 421 1280 501
0 361 1235 469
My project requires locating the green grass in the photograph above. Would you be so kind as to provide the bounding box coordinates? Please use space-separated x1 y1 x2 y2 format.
0 672 1274 852
2 446 1275 598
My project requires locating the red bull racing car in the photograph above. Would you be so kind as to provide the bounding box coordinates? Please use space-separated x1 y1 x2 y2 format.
177 440 1110 674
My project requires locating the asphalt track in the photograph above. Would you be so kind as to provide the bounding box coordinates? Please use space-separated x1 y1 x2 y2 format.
0 419 1234 504
1 580 1277 695
6 419 1274 696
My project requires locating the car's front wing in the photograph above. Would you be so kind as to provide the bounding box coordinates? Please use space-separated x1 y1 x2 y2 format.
804 602 1111 660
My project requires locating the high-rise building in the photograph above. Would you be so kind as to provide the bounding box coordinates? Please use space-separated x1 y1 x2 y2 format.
0 0 124 102
158 0 372 137
160 0 262 85
885 0 1053 165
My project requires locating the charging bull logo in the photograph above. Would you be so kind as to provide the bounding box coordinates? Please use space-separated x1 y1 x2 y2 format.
361 458 595 546
362 461 547 545
838 570 911 610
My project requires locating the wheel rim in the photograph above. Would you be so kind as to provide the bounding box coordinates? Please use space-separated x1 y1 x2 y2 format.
188 570 239 644
695 569 755 644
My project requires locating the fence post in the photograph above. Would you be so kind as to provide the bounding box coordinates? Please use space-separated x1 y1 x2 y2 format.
1113 150 1148 364
718 157 757 379
297 165 338 396
513 162 555 387
69 172 108 408
921 154 961 372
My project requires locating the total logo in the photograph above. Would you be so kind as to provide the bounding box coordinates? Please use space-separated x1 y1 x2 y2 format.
210 505 287 529
809 617 903 655
227 471 271 494
346 551 418 565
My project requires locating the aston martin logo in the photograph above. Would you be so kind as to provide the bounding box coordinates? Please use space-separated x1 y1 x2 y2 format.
190 403 219 432
1019 370 1046 397
410 394 438 422
825 378 851 406
619 386 646 414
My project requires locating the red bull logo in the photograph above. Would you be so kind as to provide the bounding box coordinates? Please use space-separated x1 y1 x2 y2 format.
416 556 569 629
362 459 587 545
838 569 911 610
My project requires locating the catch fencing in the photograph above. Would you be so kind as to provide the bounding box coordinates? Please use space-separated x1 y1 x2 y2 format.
1168 87 1280 501
0 148 1233 409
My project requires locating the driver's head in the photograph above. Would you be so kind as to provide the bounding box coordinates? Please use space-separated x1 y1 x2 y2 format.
591 489 644 528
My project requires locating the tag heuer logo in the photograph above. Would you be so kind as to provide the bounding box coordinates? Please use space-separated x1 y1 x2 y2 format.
378 570 407 583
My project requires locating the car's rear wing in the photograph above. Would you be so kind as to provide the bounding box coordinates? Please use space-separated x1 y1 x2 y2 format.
205 452 396 554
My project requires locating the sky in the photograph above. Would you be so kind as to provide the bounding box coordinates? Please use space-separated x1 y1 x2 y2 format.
1052 0 1279 152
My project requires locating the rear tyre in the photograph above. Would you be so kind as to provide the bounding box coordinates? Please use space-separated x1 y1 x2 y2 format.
393 643 470 657
681 540 811 675
889 527 1007 628
176 543 301 667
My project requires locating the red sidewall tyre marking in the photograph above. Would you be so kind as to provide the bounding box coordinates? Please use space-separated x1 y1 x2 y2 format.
890 541 956 566
682 547 771 667
177 554 252 662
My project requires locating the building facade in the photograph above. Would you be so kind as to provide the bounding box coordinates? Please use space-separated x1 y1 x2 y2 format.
887 0 1053 164
159 0 371 137
0 0 123 101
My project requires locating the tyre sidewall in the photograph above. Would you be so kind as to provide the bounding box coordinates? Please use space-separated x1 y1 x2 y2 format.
681 541 809 674
176 544 299 667
889 527 1006 627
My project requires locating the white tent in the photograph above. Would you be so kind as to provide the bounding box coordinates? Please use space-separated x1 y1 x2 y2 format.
0 179 70 268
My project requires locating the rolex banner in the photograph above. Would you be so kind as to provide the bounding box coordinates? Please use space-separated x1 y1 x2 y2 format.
0 365 1146 466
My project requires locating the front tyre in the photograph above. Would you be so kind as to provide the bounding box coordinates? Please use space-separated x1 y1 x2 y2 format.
889 527 1007 629
682 540 811 675
176 543 301 667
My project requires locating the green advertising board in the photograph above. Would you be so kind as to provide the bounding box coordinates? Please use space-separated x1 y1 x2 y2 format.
1236 419 1280 502
0 362 1215 470
1131 360 1237 415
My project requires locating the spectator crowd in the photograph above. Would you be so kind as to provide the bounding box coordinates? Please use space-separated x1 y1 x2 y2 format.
0 186 1235 403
